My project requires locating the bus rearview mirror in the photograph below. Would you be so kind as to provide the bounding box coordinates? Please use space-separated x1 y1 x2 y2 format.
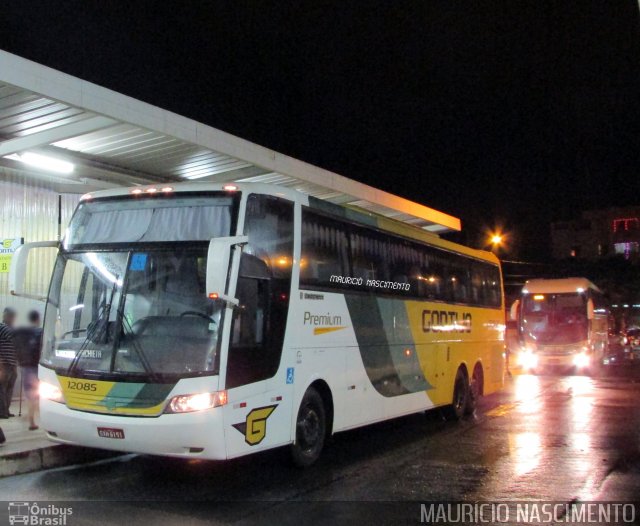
206 236 248 306
509 299 520 321
587 299 595 320
9 241 59 301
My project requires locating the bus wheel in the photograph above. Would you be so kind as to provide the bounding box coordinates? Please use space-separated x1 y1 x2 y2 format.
465 365 483 415
444 368 469 421
291 387 326 468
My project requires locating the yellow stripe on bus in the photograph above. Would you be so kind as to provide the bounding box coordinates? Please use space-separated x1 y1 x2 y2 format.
313 326 348 335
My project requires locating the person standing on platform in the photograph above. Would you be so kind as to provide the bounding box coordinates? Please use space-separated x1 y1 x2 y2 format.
0 307 18 420
15 310 43 430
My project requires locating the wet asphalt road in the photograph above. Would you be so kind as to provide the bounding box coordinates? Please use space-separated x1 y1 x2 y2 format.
1 368 639 525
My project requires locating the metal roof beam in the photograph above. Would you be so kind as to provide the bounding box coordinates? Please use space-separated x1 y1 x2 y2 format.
187 165 271 182
38 145 179 185
0 51 461 232
0 157 119 192
0 145 172 188
0 115 116 156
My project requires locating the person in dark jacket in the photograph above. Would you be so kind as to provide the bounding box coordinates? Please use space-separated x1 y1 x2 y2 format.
15 310 43 430
0 307 18 420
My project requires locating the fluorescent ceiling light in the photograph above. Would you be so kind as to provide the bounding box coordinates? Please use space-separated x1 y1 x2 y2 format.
4 151 74 174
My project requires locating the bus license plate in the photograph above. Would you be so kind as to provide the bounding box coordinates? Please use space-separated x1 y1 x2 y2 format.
97 427 125 439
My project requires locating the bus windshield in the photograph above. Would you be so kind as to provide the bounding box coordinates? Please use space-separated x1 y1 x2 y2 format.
522 292 588 345
42 247 224 380
64 194 235 248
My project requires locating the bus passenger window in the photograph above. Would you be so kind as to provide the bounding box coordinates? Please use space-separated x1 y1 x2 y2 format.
300 211 349 287
350 230 389 283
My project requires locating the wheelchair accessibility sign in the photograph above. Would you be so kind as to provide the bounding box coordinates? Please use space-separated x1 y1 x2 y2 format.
286 367 294 384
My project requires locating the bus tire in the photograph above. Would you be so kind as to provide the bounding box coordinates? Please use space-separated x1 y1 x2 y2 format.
290 387 326 468
465 365 483 415
444 368 469 421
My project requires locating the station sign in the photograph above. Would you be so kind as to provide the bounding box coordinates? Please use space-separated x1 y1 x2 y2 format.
0 238 23 273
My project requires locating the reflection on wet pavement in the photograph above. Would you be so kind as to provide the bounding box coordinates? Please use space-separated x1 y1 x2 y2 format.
0 371 638 524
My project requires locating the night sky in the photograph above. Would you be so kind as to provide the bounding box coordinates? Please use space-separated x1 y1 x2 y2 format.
2 1 640 260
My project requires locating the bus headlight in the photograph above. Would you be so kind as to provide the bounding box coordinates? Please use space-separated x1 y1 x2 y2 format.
518 350 538 370
39 380 64 403
573 352 590 368
165 391 227 414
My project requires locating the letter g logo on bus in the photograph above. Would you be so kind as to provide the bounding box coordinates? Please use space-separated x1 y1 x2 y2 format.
232 405 277 446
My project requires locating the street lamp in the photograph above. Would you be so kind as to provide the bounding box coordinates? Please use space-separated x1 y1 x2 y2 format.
487 231 506 254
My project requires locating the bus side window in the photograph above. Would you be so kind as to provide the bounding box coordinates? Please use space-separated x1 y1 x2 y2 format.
448 262 470 304
421 253 445 301
350 229 389 284
300 212 349 287
226 195 293 389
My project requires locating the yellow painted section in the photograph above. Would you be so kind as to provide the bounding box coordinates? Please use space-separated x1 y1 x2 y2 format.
342 207 505 406
244 405 277 445
313 326 348 335
402 301 505 407
58 375 167 416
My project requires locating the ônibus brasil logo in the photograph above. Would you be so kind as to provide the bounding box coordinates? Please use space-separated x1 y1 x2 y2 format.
8 502 73 525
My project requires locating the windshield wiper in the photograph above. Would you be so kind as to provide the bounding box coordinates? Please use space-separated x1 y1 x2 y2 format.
61 328 88 338
67 279 118 376
110 285 162 382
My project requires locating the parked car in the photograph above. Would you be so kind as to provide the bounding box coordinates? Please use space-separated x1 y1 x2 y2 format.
604 331 639 367
624 327 640 349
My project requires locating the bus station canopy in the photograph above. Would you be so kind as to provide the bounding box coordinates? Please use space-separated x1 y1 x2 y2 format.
0 50 460 233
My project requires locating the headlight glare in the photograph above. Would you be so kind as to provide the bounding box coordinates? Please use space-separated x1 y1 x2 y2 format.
573 352 590 368
39 380 64 403
518 350 538 370
166 391 227 414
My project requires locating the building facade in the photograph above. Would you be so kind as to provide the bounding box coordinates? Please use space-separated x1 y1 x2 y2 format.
551 207 640 260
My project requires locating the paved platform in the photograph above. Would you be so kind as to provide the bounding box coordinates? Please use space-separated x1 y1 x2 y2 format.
0 401 48 456
0 399 116 477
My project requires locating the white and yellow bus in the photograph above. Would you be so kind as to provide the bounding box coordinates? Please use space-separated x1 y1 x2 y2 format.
510 278 609 374
12 183 505 466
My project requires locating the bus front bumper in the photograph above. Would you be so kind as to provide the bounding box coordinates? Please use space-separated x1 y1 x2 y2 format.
537 353 585 369
40 398 227 459
517 349 592 371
